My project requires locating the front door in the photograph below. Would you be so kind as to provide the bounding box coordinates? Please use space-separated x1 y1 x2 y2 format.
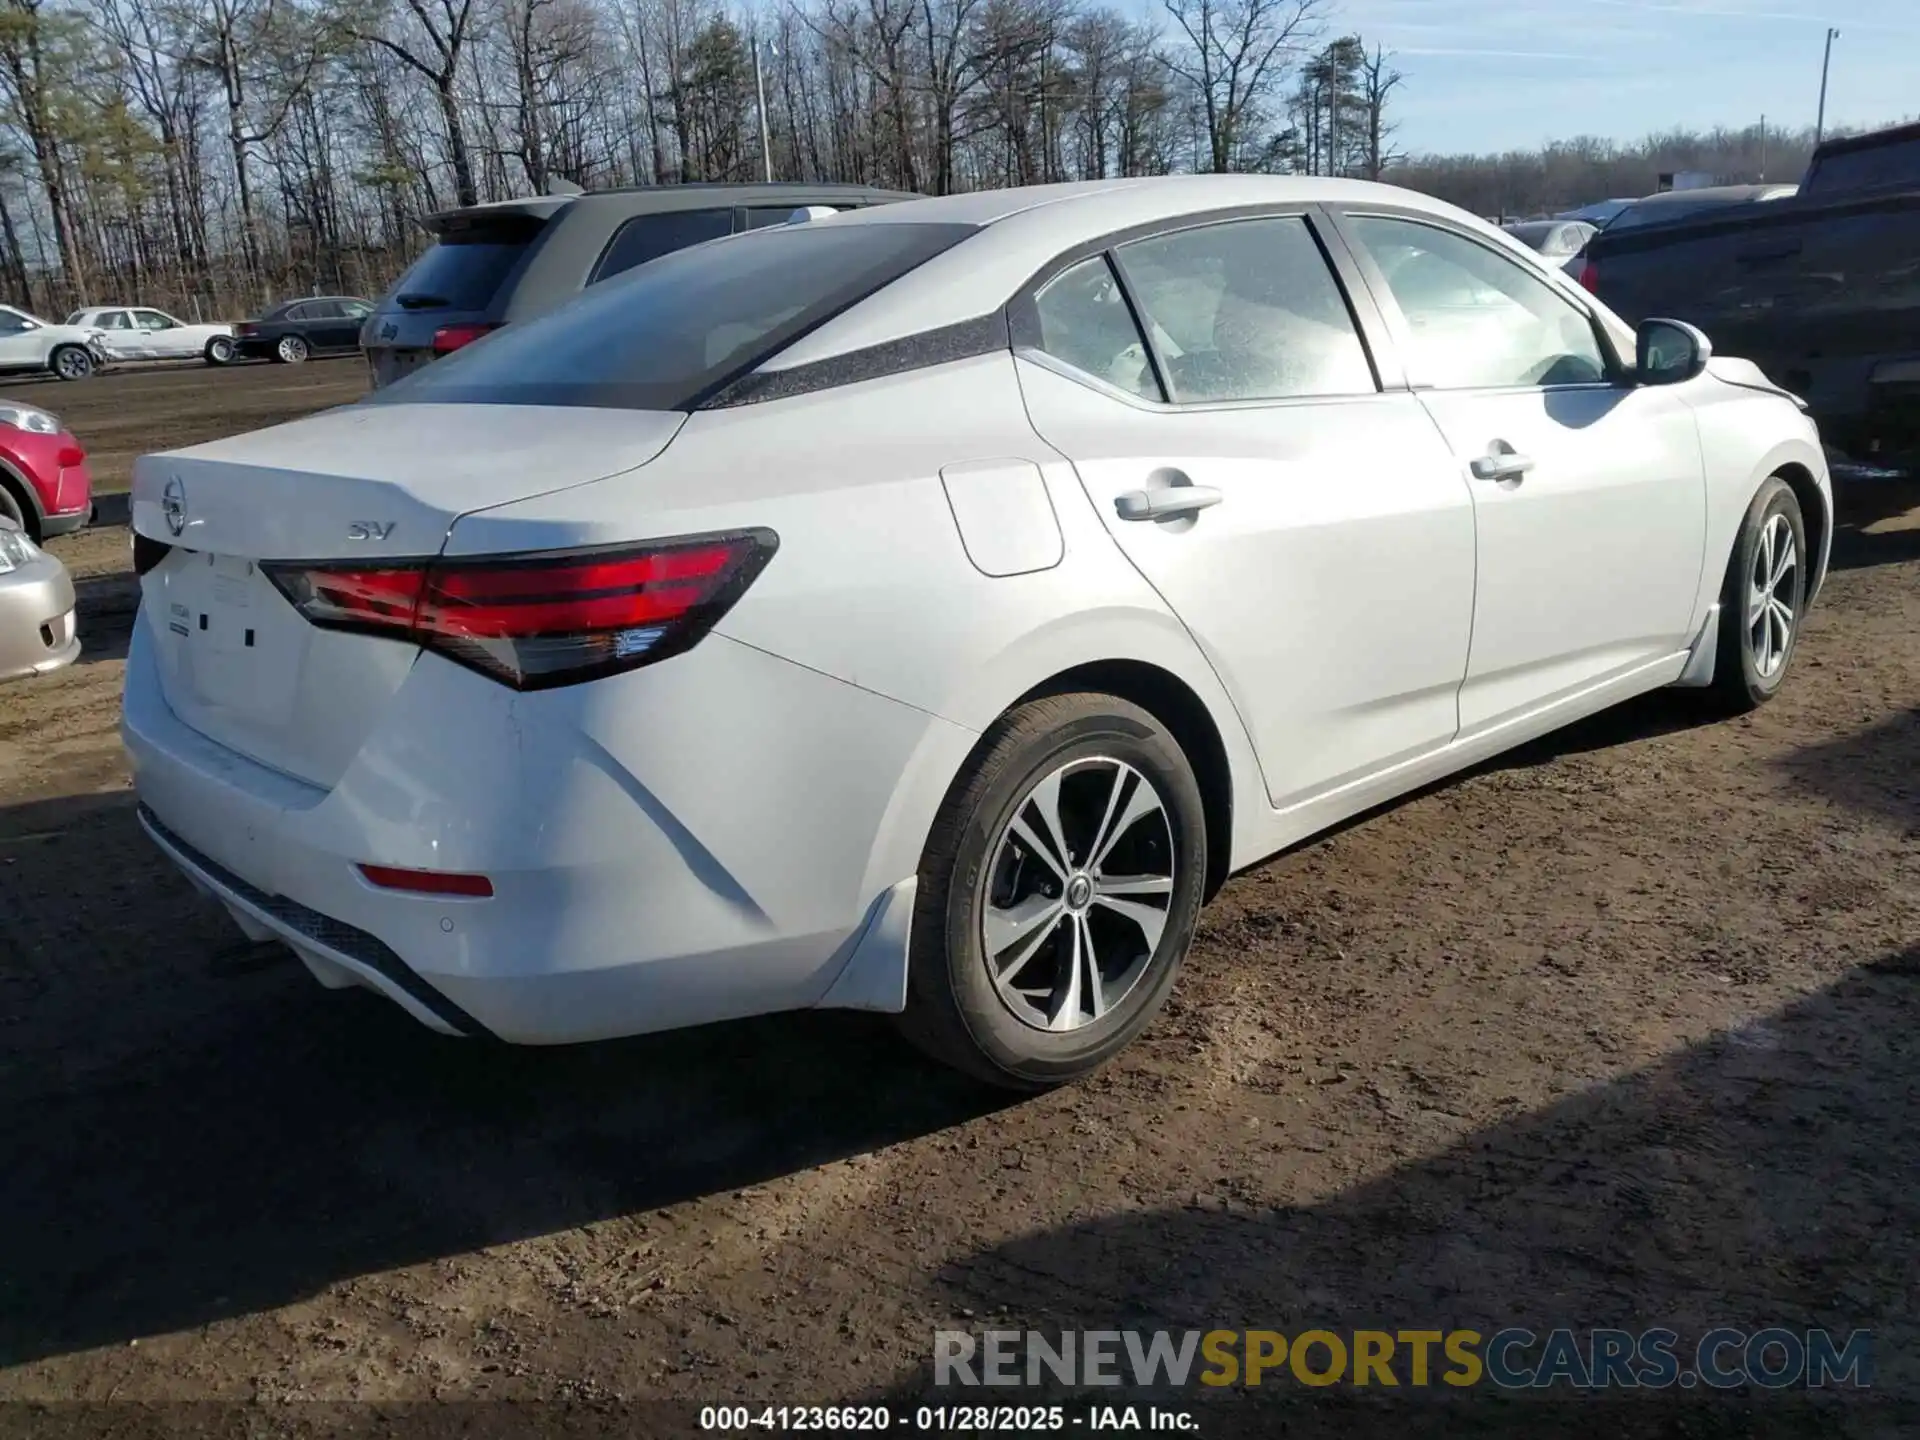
1014 213 1478 812
1338 213 1708 736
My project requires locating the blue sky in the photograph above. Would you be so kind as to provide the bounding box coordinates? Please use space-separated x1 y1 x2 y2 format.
1329 0 1918 154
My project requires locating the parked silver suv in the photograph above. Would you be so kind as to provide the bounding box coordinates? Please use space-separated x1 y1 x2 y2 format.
361 182 919 389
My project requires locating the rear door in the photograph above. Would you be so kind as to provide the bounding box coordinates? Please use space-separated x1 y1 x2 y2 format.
364 210 554 387
1335 211 1707 737
93 308 144 359
1015 211 1478 811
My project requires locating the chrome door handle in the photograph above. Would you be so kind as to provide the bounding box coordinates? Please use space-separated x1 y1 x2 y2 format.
1115 486 1225 521
1469 451 1535 482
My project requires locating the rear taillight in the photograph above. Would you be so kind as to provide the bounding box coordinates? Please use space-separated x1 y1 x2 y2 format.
236 323 257 337
431 323 501 355
56 445 83 467
1578 260 1598 293
263 530 778 691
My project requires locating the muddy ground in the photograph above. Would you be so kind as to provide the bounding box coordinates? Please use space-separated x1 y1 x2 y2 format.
1 365 1917 1437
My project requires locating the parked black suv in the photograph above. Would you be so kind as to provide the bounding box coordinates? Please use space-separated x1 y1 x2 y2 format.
361 182 920 389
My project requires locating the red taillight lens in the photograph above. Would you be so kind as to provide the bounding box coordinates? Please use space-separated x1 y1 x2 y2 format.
236 323 257 337
359 864 494 897
56 445 83 467
263 530 778 690
431 323 501 355
1578 260 1599 293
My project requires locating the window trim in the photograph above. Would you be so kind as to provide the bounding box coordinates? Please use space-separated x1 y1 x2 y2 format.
588 206 740 286
1327 207 1632 395
1009 203 1405 414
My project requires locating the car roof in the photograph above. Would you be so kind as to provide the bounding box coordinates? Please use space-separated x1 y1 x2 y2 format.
769 174 1509 367
423 182 921 234
1630 184 1795 207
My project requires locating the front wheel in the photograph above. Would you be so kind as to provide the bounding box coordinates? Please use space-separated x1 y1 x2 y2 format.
50 345 93 381
1707 475 1808 712
274 334 309 364
205 335 236 365
898 692 1208 1090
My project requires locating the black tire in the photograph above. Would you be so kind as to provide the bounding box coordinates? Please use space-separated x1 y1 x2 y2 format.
1707 475 1808 713
898 692 1208 1091
50 345 93 382
205 335 236 365
0 480 32 539
275 334 309 364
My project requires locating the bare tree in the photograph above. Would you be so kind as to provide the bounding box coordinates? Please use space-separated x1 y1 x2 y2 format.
1158 0 1319 172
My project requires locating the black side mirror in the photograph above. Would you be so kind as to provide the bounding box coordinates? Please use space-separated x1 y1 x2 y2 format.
1636 317 1712 385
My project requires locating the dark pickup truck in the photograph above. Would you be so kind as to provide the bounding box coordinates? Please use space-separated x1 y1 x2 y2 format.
1584 121 1920 456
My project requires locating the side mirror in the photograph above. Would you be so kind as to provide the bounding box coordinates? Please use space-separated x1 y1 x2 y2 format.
1636 317 1712 385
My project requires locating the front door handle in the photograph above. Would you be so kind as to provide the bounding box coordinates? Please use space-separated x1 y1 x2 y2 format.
1115 485 1225 521
1469 451 1535 482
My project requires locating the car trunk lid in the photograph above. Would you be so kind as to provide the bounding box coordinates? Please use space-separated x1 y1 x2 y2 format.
130 401 685 788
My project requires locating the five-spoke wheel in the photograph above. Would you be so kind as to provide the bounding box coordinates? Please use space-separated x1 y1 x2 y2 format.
1711 474 1809 711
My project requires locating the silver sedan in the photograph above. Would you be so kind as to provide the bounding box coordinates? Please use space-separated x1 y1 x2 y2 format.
0 517 78 679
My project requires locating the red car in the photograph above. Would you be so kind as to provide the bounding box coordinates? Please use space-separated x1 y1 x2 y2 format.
0 400 91 540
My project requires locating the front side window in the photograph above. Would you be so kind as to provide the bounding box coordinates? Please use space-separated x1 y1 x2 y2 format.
1031 256 1158 400
1348 215 1608 390
591 209 734 283
0 311 29 335
372 221 978 412
1113 216 1377 404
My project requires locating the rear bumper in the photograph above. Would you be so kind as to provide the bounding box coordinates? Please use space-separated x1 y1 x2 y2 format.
0 556 78 679
121 613 966 1044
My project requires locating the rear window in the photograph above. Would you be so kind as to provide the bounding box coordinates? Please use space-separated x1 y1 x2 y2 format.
591 208 735 282
1804 134 1920 195
369 220 978 412
392 216 548 310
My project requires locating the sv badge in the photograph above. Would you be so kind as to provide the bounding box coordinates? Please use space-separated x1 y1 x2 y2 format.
348 521 396 542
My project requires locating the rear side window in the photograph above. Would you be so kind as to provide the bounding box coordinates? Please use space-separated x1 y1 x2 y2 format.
592 209 734 282
1114 217 1376 403
1804 134 1920 194
370 221 978 412
1032 256 1158 400
395 215 548 310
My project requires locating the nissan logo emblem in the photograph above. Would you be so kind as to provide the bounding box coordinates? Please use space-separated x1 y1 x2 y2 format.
162 476 187 537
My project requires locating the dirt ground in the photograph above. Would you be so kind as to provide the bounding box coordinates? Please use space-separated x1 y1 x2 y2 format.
1 366 1918 1437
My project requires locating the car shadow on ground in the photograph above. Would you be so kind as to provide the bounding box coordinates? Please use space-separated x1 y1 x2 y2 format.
1829 473 1920 573
0 788 1012 1367
851 946 1920 1438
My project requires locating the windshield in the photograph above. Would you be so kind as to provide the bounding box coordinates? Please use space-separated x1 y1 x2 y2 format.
369 221 978 412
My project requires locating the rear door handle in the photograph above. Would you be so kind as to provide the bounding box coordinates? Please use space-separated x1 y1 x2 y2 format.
1469 451 1535 482
1115 486 1225 521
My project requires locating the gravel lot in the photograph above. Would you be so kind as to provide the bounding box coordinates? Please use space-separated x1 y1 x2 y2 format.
1 362 1917 1436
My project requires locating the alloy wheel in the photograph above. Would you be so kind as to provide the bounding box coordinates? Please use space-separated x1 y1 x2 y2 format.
1746 512 1798 679
980 756 1177 1033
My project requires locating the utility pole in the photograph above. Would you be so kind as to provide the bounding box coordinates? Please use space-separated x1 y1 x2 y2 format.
1815 27 1840 143
753 36 775 182
1759 113 1767 180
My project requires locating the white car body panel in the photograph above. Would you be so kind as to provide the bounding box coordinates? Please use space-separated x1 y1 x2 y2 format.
120 175 1833 1047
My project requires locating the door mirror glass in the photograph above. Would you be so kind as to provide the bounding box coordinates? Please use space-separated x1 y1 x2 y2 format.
1637 318 1711 385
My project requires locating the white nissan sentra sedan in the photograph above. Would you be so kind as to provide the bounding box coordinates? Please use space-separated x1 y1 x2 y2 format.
122 177 1829 1089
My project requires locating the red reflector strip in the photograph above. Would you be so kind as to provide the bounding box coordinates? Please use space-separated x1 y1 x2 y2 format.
359 864 494 897
56 446 84 467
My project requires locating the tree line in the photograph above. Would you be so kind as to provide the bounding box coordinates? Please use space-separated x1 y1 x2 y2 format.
0 0 1891 321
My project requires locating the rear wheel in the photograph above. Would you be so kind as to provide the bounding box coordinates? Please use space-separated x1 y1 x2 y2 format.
1707 475 1808 712
205 335 236 365
898 692 1208 1090
275 334 309 364
50 345 93 381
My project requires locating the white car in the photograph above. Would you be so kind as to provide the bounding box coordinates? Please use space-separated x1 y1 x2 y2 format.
121 177 1831 1089
67 306 238 366
0 305 109 381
